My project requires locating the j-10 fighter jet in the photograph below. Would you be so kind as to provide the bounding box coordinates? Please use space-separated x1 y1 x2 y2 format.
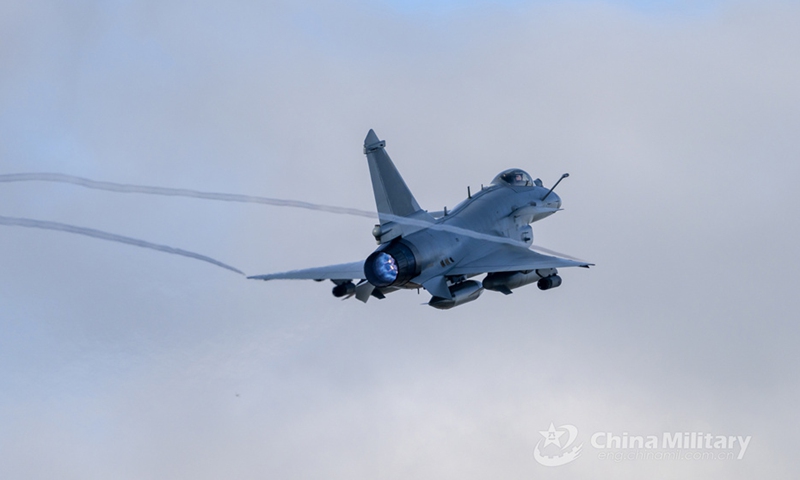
250 130 592 309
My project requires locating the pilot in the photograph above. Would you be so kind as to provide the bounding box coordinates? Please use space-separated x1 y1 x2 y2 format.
493 169 533 187
507 171 531 186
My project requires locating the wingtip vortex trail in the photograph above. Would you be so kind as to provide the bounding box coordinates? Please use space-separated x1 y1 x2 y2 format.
0 172 585 255
0 214 245 275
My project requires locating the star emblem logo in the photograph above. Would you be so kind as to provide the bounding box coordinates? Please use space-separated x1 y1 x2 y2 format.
539 422 566 447
533 423 583 467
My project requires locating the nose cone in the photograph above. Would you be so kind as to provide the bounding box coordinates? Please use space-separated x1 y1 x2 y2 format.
546 191 562 208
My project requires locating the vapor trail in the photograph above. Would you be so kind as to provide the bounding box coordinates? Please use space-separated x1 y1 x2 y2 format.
380 212 528 248
0 172 523 245
0 173 376 218
0 215 244 275
0 172 583 258
382 212 586 260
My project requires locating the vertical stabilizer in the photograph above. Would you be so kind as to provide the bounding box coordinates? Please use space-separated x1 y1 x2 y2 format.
363 130 433 239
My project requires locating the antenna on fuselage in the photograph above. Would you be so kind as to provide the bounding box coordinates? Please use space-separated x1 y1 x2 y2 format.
542 173 569 201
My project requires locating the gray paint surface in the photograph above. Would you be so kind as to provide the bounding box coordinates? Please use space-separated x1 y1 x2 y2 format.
251 129 589 305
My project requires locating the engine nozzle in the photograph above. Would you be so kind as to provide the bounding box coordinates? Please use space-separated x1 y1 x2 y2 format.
363 241 419 288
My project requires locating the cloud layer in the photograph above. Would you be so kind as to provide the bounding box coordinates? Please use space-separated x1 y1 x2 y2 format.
1 1 798 478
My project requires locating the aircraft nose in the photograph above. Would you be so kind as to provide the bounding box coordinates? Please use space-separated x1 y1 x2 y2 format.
547 192 562 208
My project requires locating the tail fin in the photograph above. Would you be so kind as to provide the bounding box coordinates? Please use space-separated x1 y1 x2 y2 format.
364 130 433 242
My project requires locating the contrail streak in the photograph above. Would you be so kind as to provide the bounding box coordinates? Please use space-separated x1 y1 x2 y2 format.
0 172 376 218
0 172 584 258
0 215 244 275
0 172 525 245
380 212 528 248
382 213 587 260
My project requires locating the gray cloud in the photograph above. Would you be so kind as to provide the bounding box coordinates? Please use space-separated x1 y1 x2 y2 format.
1 1 798 479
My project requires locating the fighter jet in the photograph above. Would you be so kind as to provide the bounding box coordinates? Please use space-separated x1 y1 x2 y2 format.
249 130 592 309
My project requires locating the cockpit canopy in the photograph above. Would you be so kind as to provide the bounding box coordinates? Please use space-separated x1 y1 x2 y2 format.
491 169 534 187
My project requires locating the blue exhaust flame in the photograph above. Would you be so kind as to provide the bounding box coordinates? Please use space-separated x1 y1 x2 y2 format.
372 252 398 284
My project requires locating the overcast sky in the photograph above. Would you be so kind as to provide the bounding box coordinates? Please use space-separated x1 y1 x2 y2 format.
1 1 799 478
